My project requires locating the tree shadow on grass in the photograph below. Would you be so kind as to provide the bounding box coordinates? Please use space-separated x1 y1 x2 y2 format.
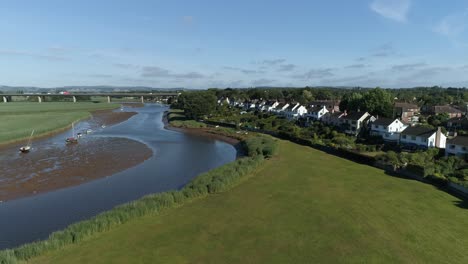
383 170 468 210
453 199 468 209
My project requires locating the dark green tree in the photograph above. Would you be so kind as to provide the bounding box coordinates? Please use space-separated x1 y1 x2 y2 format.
179 91 217 120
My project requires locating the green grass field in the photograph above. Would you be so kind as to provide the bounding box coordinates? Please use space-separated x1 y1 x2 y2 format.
0 102 118 144
28 140 468 263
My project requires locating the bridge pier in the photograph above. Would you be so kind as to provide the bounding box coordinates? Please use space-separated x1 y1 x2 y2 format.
2 96 7 103
107 96 111 103
72 96 77 103
141 96 144 104
37 96 42 103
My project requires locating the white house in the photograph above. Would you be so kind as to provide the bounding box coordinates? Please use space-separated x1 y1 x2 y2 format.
264 101 279 112
306 105 329 121
286 105 307 119
370 118 408 143
400 127 446 149
284 103 300 119
217 97 230 105
273 103 290 114
341 112 372 136
446 136 468 158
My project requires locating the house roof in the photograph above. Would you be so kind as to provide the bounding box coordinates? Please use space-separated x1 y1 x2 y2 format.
401 126 435 138
394 102 419 111
434 105 462 114
372 118 396 127
342 112 368 120
286 104 296 111
448 116 468 124
323 111 342 118
307 105 325 113
275 103 286 109
447 136 468 147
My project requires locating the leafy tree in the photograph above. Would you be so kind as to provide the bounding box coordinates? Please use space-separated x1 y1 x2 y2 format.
179 91 217 120
361 88 393 117
427 113 450 127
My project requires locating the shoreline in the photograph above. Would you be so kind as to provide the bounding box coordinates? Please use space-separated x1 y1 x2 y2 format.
162 111 245 157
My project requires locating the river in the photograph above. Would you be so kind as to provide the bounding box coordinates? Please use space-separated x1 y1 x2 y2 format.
0 104 237 249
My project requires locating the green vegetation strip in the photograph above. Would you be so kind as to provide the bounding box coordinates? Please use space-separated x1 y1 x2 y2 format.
0 136 277 264
0 102 118 144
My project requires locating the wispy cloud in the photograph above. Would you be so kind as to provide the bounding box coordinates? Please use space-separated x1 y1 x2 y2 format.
371 42 397 57
141 66 205 79
113 63 138 69
391 62 427 71
291 68 334 80
88 74 113 78
278 64 297 72
433 9 468 37
370 0 411 22
258 59 286 66
223 66 265 75
345 64 367 69
0 49 69 61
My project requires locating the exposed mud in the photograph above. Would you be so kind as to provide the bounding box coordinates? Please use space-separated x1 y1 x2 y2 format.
0 110 151 201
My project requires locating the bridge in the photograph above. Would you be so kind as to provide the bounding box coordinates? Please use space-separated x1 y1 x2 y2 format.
1 92 180 103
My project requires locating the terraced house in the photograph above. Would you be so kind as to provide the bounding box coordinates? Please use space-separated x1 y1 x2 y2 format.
446 136 468 158
370 118 408 143
400 127 446 149
341 112 374 136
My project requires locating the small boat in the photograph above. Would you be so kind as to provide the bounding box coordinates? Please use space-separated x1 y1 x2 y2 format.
19 130 34 153
66 123 78 144
86 129 92 134
101 124 106 128
77 132 83 138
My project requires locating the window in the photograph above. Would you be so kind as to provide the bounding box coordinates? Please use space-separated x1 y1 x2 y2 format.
411 136 416 140
463 147 467 151
402 135 407 139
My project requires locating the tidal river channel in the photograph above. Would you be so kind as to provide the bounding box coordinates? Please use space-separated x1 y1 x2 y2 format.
0 104 236 249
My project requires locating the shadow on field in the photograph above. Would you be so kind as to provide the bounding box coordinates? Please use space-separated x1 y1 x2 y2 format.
383 170 468 210
453 200 468 209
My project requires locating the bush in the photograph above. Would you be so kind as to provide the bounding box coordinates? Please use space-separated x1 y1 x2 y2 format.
243 136 277 158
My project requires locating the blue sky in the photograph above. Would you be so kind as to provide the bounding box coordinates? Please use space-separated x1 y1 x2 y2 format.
1 0 468 88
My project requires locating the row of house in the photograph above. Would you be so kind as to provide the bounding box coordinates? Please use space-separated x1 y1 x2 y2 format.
218 97 468 156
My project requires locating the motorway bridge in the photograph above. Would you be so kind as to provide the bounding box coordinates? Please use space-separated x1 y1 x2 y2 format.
1 92 179 103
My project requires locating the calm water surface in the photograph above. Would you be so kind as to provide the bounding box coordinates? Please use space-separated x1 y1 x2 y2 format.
0 104 236 249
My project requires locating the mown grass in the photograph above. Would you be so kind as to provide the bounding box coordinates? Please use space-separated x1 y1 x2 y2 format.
29 140 468 264
0 102 118 144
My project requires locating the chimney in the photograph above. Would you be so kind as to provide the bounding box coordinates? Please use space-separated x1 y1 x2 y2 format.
435 126 442 148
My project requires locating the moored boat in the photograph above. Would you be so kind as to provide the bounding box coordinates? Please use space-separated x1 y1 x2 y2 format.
66 123 78 144
19 130 34 153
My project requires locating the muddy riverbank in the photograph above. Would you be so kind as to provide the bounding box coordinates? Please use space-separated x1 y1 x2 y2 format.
163 111 245 156
0 109 150 202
